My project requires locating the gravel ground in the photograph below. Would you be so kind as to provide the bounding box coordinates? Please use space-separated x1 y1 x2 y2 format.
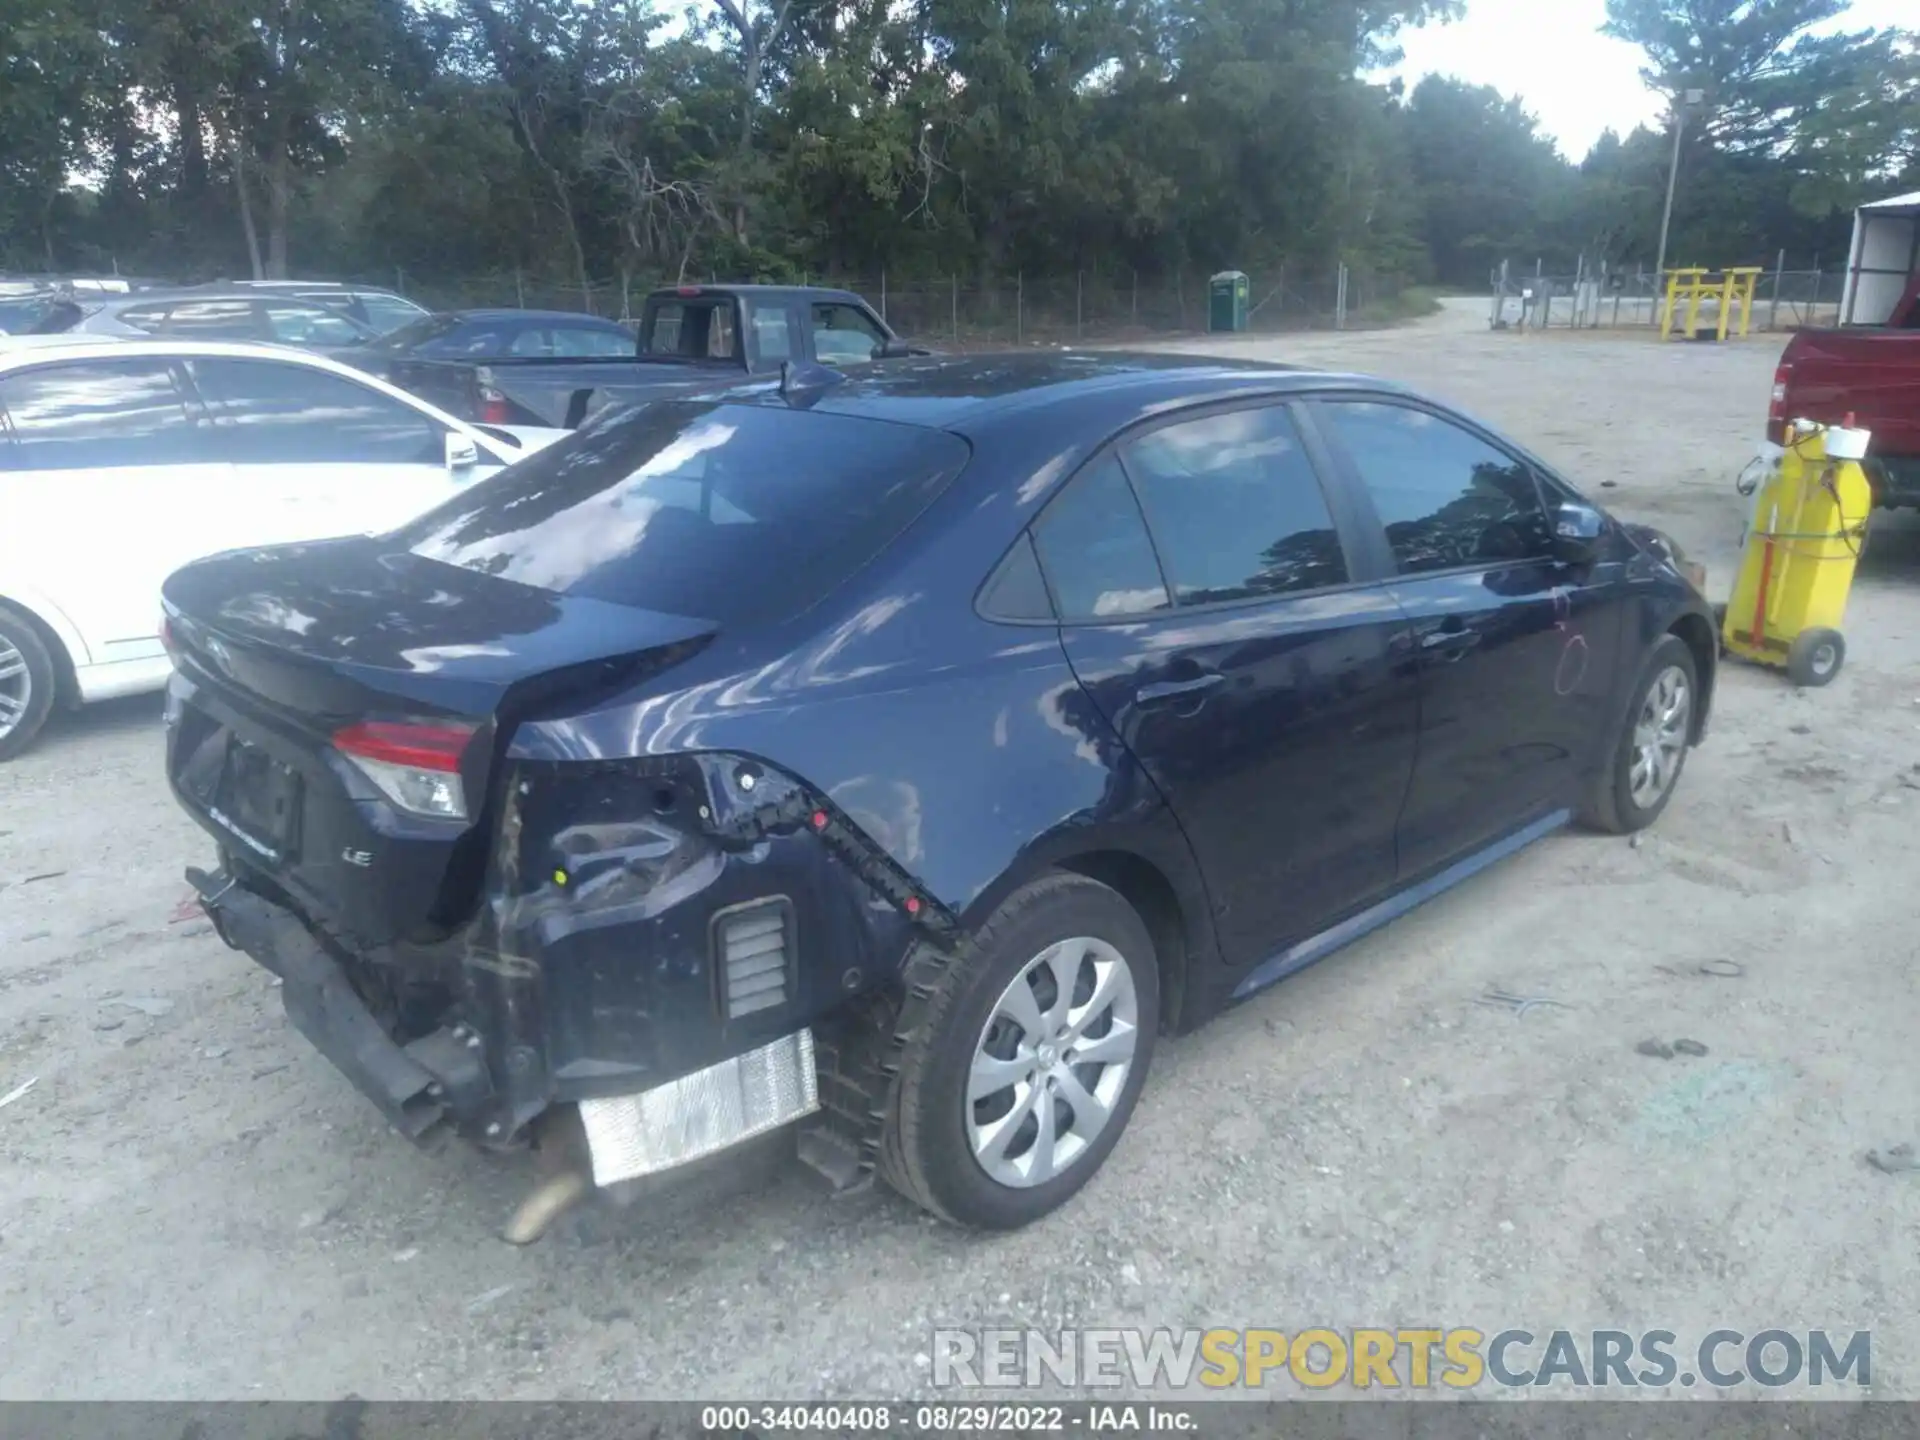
3 298 1918 1400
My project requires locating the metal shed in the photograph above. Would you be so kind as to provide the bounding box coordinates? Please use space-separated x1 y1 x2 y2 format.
1839 189 1920 326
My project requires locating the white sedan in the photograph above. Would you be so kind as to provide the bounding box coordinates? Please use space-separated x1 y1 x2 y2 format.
0 336 567 757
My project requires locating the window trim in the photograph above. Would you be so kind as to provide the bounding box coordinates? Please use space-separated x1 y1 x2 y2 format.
1300 392 1564 582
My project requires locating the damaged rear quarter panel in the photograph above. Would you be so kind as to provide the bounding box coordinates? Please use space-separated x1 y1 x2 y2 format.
502 422 1222 1057
488 754 922 1096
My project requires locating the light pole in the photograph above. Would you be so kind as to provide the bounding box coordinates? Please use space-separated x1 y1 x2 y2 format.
1653 88 1705 291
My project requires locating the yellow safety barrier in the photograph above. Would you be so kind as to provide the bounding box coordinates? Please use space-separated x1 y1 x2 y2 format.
1660 266 1764 341
1720 419 1873 687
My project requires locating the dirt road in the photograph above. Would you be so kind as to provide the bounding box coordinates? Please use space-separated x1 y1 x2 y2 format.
4 299 1917 1399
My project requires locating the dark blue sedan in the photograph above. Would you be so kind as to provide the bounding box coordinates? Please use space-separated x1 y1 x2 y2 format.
358 307 638 360
160 353 1716 1234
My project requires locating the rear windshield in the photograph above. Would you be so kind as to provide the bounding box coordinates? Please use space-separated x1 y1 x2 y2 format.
372 312 466 349
394 401 970 626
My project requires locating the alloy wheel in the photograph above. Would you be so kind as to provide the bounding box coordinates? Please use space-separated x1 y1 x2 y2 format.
966 936 1140 1189
1629 664 1691 810
0 637 31 742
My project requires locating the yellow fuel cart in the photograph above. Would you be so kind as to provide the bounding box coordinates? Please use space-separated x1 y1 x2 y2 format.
1719 419 1873 687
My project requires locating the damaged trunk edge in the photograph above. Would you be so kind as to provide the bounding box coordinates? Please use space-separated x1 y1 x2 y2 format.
195 746 957 1194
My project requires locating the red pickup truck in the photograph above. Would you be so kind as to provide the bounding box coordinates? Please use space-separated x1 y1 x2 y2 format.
1769 273 1920 507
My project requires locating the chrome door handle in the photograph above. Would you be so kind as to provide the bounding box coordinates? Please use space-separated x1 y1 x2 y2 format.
1136 672 1226 706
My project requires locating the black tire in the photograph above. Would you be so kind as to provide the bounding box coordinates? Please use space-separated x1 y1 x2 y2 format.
1787 628 1844 688
1579 633 1699 835
879 872 1159 1229
0 604 57 762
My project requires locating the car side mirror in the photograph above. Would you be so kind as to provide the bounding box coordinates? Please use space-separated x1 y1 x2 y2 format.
1552 500 1605 563
444 431 479 472
876 338 914 359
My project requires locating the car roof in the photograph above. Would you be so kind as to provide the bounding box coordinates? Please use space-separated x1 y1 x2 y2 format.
77 286 367 310
0 334 375 369
443 308 630 324
652 284 869 306
693 350 1393 431
0 332 123 354
0 335 536 451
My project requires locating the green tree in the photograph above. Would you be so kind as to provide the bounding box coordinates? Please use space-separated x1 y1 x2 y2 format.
1603 0 1920 263
1402 76 1573 285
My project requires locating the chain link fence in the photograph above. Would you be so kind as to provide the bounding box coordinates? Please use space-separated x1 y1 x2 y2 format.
365 265 1422 345
1488 262 1847 333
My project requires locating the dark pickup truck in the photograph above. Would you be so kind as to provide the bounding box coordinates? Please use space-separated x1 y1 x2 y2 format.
1769 272 1920 507
360 284 917 428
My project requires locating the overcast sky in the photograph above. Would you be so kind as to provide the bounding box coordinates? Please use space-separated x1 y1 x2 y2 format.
1385 0 1915 161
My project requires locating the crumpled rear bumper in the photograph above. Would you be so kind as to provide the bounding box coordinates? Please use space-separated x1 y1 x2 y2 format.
188 866 490 1142
190 864 830 1182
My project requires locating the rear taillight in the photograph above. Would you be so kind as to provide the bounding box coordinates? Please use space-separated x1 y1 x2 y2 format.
1767 361 1792 445
475 365 510 426
333 720 476 820
159 614 176 659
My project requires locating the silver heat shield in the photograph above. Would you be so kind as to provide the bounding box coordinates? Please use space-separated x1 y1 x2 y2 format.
577 1029 820 1186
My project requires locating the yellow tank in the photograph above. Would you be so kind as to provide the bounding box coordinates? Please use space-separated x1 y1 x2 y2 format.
1721 419 1873 687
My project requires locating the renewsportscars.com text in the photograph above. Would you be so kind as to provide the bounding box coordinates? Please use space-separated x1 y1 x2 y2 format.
931 1327 1871 1391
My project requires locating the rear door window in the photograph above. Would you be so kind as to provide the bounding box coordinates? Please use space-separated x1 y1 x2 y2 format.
395 402 969 626
188 357 442 465
1121 405 1349 604
1317 401 1553 574
751 306 795 362
0 359 207 469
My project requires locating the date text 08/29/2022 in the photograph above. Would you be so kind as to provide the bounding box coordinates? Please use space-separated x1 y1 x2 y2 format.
700 1405 1197 1434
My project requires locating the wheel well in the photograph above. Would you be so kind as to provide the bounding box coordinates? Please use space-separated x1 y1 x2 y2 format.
1668 612 1715 740
1055 850 1190 1032
0 594 79 708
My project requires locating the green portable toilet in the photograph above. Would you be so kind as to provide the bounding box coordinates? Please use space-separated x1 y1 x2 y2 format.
1208 271 1250 332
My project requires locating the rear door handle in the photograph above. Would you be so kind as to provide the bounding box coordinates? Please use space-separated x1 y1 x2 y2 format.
1419 622 1480 660
1136 672 1227 707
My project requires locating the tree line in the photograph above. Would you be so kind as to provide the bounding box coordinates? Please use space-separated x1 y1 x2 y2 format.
2 0 1915 300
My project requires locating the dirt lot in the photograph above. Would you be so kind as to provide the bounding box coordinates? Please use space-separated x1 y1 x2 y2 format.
4 298 1918 1400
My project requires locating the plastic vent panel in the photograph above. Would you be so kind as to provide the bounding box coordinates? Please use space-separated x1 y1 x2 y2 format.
714 898 794 1020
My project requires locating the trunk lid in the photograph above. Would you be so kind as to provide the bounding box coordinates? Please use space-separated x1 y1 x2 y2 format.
163 535 715 945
